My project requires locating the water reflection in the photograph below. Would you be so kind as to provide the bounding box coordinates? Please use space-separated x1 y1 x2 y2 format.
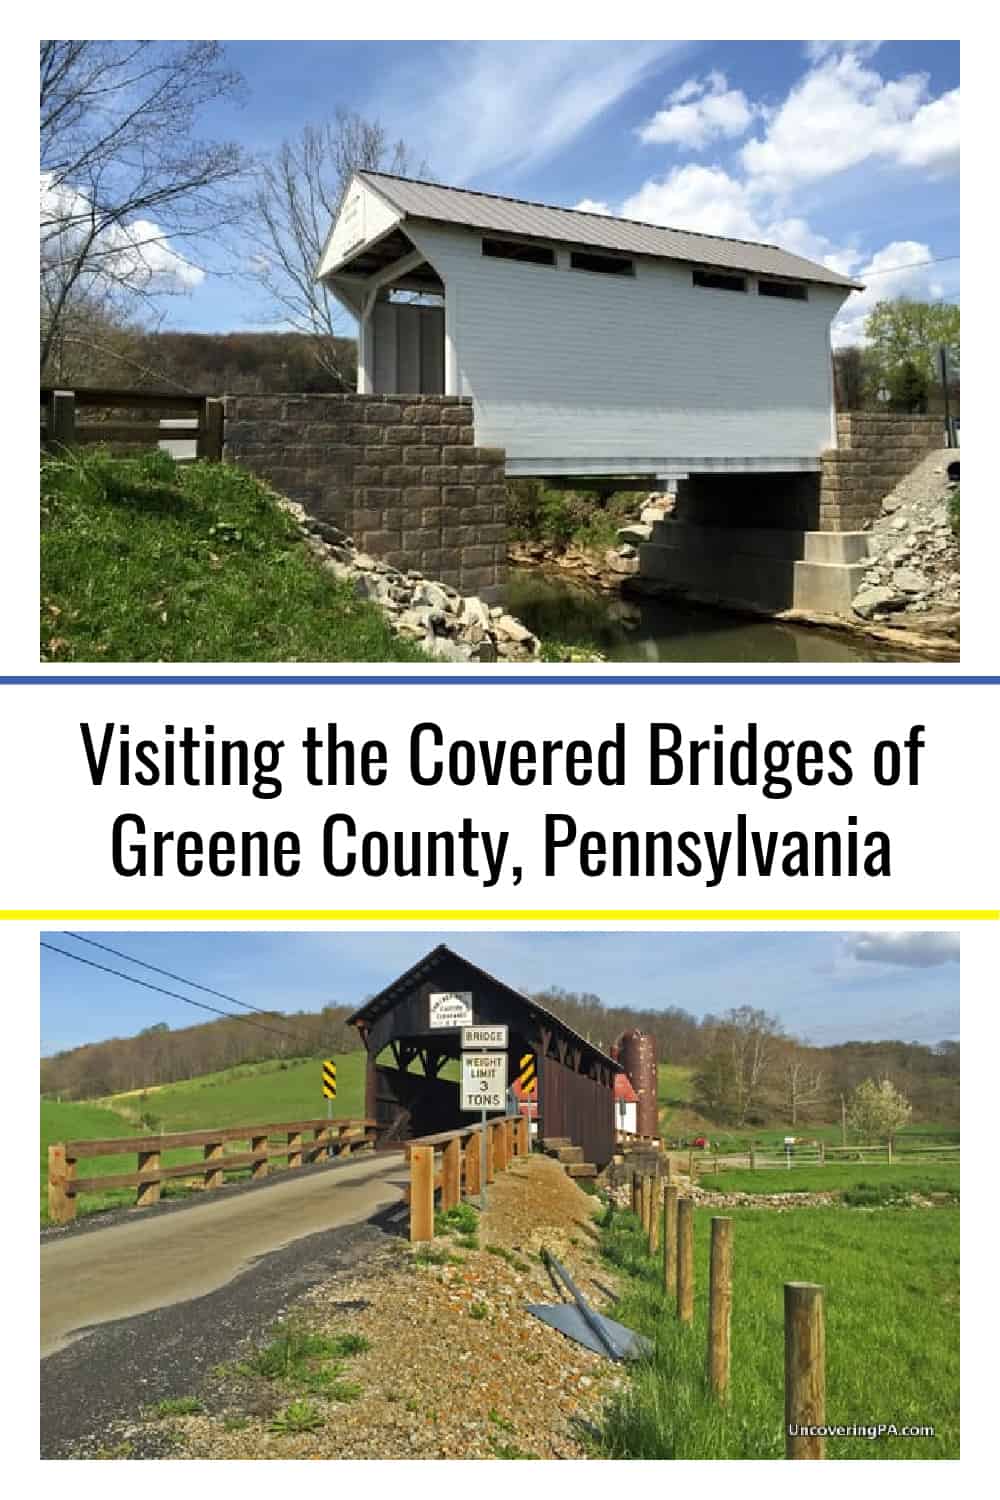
505 570 901 664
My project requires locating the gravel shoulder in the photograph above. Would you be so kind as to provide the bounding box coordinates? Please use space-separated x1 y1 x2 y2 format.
52 1156 627 1461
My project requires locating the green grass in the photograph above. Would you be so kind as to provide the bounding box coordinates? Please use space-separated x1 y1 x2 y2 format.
594 1203 958 1459
143 1396 204 1420
242 1319 366 1406
707 1162 959 1198
41 1053 369 1223
40 448 425 663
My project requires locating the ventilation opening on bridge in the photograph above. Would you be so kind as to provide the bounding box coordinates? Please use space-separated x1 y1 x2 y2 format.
348 944 621 1169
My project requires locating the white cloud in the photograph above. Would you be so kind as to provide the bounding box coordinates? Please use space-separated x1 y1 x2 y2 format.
832 240 949 345
846 932 960 968
373 41 684 184
573 197 613 216
40 174 203 294
621 164 764 240
740 52 959 195
637 71 755 150
804 41 882 63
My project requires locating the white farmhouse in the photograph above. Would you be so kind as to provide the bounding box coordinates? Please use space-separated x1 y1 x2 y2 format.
317 171 862 480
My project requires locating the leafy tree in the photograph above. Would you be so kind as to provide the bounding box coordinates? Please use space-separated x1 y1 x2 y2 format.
248 112 425 384
847 1077 913 1144
887 358 929 413
864 297 960 386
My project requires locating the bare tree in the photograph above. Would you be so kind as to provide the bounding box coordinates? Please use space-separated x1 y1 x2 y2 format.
248 112 425 384
778 1044 827 1126
40 41 247 371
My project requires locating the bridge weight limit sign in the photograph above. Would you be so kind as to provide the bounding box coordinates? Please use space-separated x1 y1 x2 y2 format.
461 1024 508 1211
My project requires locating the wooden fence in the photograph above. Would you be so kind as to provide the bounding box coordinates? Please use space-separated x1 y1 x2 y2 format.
633 1171 828 1458
40 387 224 462
689 1142 960 1176
47 1116 377 1224
405 1113 528 1242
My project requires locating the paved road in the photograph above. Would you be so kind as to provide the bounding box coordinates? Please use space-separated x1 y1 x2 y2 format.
41 1150 406 1358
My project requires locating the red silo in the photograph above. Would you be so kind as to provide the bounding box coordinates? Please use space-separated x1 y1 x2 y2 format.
616 1029 658 1137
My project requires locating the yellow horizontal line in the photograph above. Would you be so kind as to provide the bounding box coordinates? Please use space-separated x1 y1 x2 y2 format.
15 908 998 921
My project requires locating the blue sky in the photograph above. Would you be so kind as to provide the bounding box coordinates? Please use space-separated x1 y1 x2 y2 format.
40 930 959 1055
162 39 959 344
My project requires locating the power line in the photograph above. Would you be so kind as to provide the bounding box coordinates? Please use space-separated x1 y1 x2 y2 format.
41 940 315 1048
860 255 959 279
64 932 294 1021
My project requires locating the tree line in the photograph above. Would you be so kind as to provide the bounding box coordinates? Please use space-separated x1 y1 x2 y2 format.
40 983 960 1126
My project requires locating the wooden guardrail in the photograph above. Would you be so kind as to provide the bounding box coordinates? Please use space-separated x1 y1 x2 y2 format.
47 1116 377 1224
406 1113 529 1242
40 387 224 462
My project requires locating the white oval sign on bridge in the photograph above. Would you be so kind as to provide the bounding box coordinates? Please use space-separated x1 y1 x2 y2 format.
428 991 474 1028
461 1025 508 1050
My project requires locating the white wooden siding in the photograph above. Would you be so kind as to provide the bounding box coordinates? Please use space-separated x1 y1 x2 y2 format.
317 176 402 278
405 221 846 471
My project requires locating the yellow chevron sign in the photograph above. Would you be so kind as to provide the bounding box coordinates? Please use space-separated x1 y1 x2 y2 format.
518 1052 537 1096
322 1060 337 1099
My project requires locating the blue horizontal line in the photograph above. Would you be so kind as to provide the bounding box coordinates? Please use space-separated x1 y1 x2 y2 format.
3 675 995 687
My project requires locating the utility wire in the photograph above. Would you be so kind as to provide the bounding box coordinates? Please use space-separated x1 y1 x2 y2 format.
858 254 959 278
64 931 296 1021
41 940 315 1047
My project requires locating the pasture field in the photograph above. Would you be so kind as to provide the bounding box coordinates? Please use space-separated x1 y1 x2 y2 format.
597 1201 959 1459
705 1161 959 1199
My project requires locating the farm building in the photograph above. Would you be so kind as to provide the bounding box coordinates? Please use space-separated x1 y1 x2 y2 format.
317 170 863 479
347 944 621 1168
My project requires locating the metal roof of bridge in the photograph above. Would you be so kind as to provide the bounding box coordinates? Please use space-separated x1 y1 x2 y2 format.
359 170 863 290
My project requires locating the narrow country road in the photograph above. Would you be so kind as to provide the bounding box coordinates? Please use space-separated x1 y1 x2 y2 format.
41 1150 406 1358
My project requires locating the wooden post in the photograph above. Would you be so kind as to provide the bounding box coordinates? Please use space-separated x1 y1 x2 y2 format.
485 1122 495 1183
48 1143 75 1224
887 1140 893 1164
200 397 224 462
664 1154 672 1185
410 1144 434 1243
647 1176 660 1254
504 1118 515 1164
713 1156 720 1176
441 1137 461 1211
784 1283 826 1459
677 1197 694 1324
47 390 76 452
519 1115 530 1154
707 1217 733 1400
688 1150 694 1177
464 1132 481 1198
251 1134 268 1180
631 1171 641 1216
496 1120 509 1171
286 1131 303 1170
639 1174 650 1235
136 1149 161 1208
662 1185 678 1297
819 1141 825 1167
203 1140 224 1189
311 1126 326 1161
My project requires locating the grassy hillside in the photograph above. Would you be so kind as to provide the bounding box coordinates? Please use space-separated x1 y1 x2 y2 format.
41 1053 370 1224
598 1201 959 1458
40 449 424 663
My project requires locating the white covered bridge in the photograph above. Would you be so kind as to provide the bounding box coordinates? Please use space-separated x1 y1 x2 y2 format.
317 170 862 480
